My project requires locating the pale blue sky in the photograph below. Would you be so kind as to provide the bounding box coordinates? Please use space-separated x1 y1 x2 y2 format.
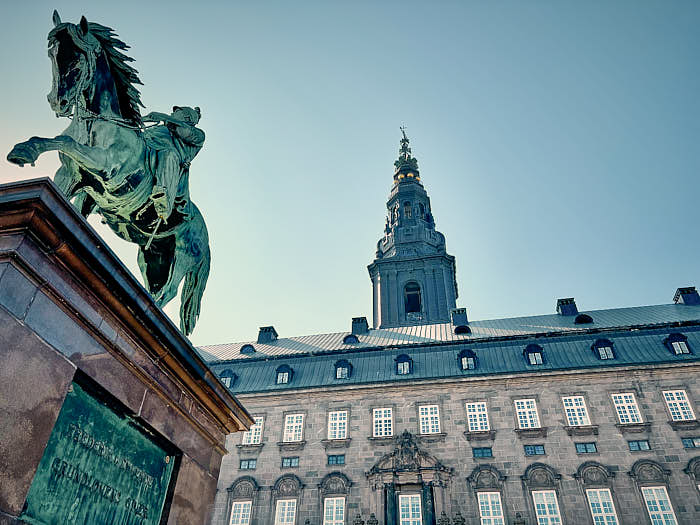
1 1 698 345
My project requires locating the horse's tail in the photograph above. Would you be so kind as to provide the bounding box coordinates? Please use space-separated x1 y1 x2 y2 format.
180 242 210 336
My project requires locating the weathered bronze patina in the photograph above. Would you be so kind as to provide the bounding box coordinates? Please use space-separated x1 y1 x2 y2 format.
7 11 210 335
20 380 175 525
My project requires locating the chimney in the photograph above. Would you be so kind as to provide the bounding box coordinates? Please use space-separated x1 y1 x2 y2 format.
257 326 278 343
674 287 700 306
451 308 468 326
556 298 578 316
352 317 369 335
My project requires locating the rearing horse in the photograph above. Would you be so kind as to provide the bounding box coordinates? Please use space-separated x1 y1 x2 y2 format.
7 12 210 336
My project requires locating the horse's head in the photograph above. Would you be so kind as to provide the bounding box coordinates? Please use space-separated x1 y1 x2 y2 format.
47 12 100 117
47 11 143 123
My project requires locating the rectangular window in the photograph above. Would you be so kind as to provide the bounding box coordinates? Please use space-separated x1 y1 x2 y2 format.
281 457 299 468
323 496 345 525
398 494 422 525
682 437 700 449
221 376 232 388
230 501 252 525
663 390 695 421
328 410 348 440
398 361 410 375
515 399 540 429
641 486 678 525
671 341 690 355
598 346 614 360
478 492 505 525
277 372 289 384
336 366 348 379
239 459 257 470
241 416 264 445
328 454 345 465
274 499 297 525
628 439 651 451
562 396 591 426
473 447 493 458
532 490 562 525
283 414 304 442
528 352 543 365
466 402 490 432
524 444 545 456
611 393 642 424
575 442 597 454
373 407 393 437
462 356 476 370
419 405 441 434
586 488 619 525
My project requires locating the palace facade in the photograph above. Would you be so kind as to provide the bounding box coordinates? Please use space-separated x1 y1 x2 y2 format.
201 135 700 525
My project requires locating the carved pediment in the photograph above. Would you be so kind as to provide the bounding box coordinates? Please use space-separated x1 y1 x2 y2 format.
228 476 259 499
574 462 615 487
629 460 670 484
367 430 452 477
467 465 506 489
273 474 303 497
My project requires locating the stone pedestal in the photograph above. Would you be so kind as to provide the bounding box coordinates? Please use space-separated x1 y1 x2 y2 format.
0 178 252 525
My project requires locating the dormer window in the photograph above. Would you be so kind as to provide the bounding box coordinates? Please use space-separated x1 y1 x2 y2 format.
524 344 544 365
592 339 615 360
665 333 691 355
396 354 413 375
241 344 256 354
276 364 293 384
343 334 359 344
574 313 593 325
458 349 477 370
335 359 352 379
404 282 422 314
219 369 236 388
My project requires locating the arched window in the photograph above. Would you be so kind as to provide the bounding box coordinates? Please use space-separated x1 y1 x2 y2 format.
334 359 352 380
395 354 413 375
275 364 293 385
458 349 477 370
403 201 412 219
404 282 422 314
524 344 544 365
418 203 425 218
592 339 615 360
665 333 691 355
219 369 236 388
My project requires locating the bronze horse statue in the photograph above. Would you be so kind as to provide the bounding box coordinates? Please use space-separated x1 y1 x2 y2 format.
7 12 210 336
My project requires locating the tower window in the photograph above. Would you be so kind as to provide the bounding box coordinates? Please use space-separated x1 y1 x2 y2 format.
403 201 412 219
418 203 425 218
404 282 422 314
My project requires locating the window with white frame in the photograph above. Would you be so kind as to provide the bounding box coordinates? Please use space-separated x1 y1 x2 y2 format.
586 488 619 525
514 399 540 429
663 390 695 421
532 490 562 525
671 340 690 355
277 371 289 384
611 393 642 424
229 501 252 525
477 492 504 525
373 407 393 437
328 410 348 440
562 396 591 426
282 414 304 442
241 416 264 445
323 497 345 525
274 499 297 525
398 494 422 525
466 402 490 432
641 486 678 525
419 405 441 434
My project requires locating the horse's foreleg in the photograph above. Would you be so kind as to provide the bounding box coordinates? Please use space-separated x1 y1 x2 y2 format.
8 135 109 173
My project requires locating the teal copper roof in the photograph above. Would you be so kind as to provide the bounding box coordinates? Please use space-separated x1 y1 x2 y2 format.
200 303 700 361
199 302 700 394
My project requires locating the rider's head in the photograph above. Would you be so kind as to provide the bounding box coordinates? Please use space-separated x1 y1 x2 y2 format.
172 106 201 125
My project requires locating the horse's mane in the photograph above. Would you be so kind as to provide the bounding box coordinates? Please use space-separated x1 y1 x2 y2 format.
49 22 144 125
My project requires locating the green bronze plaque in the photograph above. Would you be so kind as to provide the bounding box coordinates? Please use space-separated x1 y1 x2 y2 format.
20 381 175 525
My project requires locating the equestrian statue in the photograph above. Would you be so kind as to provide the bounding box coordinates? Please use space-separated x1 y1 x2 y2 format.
7 11 211 336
